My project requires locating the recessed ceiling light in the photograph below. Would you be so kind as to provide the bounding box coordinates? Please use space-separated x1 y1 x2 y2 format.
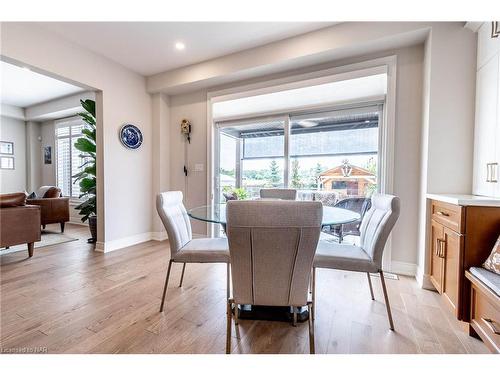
175 42 185 51
22 66 31 71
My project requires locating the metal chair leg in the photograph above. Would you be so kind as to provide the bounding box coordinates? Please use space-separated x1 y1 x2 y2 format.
312 267 316 321
234 302 239 326
379 270 394 331
226 299 233 354
159 260 173 312
227 263 231 300
307 302 315 354
179 263 186 287
367 272 375 300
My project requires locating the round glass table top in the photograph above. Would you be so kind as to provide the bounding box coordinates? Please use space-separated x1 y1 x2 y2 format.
187 203 360 226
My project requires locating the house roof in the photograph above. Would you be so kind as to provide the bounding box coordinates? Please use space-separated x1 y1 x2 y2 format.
319 164 376 180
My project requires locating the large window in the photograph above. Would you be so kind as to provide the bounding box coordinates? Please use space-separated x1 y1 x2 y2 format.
215 104 381 203
55 117 89 198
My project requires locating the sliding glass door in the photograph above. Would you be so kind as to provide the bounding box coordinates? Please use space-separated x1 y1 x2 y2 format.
214 104 382 204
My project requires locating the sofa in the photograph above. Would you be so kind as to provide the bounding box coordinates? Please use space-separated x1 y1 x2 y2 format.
0 192 41 257
27 186 70 232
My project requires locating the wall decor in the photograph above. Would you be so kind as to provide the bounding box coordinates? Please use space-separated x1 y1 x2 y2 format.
0 156 14 170
0 141 14 155
44 146 52 164
119 124 143 149
492 21 500 38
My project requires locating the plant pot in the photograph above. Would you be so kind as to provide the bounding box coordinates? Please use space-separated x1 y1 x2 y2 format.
88 215 97 243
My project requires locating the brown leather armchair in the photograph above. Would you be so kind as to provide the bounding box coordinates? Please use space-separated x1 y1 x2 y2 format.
27 187 70 232
0 192 41 257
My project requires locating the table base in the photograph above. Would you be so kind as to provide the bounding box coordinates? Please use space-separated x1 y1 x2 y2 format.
235 304 310 323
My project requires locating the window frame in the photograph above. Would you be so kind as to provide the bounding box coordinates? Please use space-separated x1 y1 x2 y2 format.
54 116 88 201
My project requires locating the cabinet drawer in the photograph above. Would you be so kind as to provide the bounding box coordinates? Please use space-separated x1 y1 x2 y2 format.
431 200 464 233
470 282 500 353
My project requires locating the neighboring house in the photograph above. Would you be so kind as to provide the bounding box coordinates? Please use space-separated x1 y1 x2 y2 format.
319 161 376 197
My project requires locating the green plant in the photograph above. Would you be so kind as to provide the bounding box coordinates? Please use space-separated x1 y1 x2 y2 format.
222 186 248 200
72 99 96 222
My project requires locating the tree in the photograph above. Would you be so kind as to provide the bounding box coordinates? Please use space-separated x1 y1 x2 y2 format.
269 160 281 186
314 162 323 189
291 159 302 188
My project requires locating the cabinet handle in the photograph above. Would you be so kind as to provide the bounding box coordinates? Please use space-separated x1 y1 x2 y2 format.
491 163 498 183
439 239 446 258
435 238 440 256
487 163 491 183
482 318 500 335
436 211 450 217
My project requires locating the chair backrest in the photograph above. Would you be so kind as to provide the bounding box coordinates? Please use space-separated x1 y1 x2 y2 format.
259 188 297 200
156 191 192 255
359 193 400 267
226 200 322 307
335 197 372 219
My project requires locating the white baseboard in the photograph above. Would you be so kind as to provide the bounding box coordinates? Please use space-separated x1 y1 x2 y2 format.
151 231 168 241
390 261 417 276
95 232 157 253
416 266 436 290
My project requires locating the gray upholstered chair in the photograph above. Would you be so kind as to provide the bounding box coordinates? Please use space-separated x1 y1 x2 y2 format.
225 200 322 354
156 191 230 312
259 188 297 200
312 193 400 330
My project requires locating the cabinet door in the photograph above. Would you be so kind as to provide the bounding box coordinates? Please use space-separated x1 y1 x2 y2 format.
442 227 464 319
473 54 498 197
429 220 444 293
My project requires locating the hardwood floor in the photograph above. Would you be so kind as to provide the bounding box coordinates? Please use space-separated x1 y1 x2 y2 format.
0 223 489 354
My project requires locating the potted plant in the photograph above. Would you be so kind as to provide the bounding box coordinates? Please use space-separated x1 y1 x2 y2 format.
73 99 97 243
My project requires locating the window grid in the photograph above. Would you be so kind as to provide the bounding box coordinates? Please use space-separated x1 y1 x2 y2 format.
55 118 90 199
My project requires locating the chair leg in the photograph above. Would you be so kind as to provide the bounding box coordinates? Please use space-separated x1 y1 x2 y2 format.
28 243 34 258
367 272 375 300
159 260 173 312
307 302 315 354
379 270 394 331
292 307 297 327
42 224 46 230
60 222 65 233
311 267 316 321
226 299 233 354
179 263 186 287
226 263 231 300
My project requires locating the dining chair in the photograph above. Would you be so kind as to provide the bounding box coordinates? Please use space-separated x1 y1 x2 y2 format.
156 191 230 312
259 188 297 200
312 193 400 330
328 197 372 243
225 200 322 354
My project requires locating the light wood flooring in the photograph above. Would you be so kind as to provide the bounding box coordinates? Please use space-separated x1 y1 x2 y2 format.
0 223 489 354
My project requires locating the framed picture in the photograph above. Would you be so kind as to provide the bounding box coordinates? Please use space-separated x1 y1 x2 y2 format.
0 141 14 155
44 146 52 164
0 156 14 170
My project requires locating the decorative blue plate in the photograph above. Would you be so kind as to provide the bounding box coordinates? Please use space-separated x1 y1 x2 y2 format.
119 124 143 149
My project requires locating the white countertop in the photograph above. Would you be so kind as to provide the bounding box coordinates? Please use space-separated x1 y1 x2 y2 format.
427 193 500 207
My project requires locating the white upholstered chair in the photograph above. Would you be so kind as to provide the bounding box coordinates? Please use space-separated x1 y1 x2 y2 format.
259 188 297 200
156 191 230 312
225 200 322 353
312 193 400 330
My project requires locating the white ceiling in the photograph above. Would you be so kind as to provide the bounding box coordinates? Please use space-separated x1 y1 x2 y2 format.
0 61 85 108
38 22 335 76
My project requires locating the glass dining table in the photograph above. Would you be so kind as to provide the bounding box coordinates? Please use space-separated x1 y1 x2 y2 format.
187 203 361 227
187 202 361 323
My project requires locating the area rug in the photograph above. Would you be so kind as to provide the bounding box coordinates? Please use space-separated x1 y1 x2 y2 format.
0 230 78 255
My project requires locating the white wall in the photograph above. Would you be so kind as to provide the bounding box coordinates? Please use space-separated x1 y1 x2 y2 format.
1 23 153 249
0 115 26 193
25 120 41 192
